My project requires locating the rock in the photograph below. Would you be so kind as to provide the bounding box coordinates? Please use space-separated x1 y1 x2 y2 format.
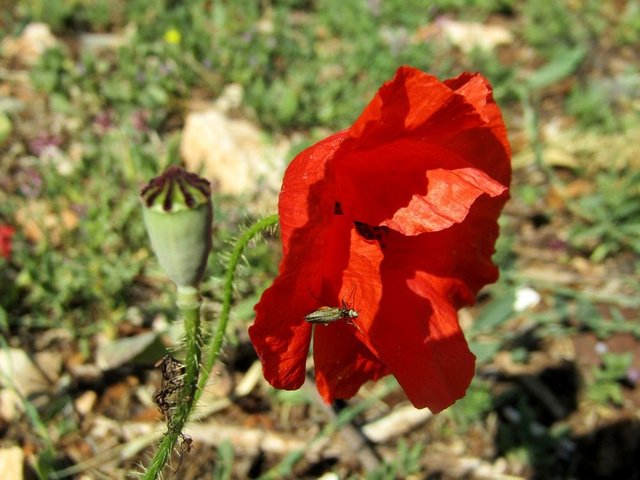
432 18 513 52
1 23 58 67
513 286 541 312
95 331 166 371
0 348 60 397
180 106 289 210
0 446 23 479
0 389 21 422
78 32 127 54
74 390 98 416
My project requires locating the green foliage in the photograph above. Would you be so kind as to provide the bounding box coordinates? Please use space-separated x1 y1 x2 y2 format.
232 0 438 129
30 46 75 95
409 0 514 18
616 0 640 45
448 378 493 428
361 439 425 480
0 341 59 479
566 81 620 131
16 0 77 31
213 440 235 480
521 0 605 53
527 46 586 91
494 395 572 475
16 0 126 32
26 0 441 131
568 168 640 261
587 352 634 405
9 173 149 332
0 113 13 144
576 300 640 338
471 287 516 334
522 1 577 51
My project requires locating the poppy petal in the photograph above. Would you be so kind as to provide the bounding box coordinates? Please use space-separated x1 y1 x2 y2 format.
444 72 511 157
313 321 389 403
249 65 511 410
371 268 476 412
335 139 506 235
250 213 355 389
350 66 484 146
383 194 507 307
251 132 357 391
311 226 389 402
278 131 348 252
380 166 506 236
250 271 314 390
336 230 476 412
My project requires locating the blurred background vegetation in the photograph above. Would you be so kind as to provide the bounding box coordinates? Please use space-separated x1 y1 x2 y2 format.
0 0 639 478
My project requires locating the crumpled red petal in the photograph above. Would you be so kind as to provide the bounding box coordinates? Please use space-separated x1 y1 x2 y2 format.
336 228 476 412
313 321 389 403
366 193 506 410
371 268 475 412
381 167 506 235
350 67 484 146
250 65 511 411
250 134 347 390
249 271 314 390
278 131 348 252
334 138 507 236
444 72 511 158
332 67 509 235
311 226 388 401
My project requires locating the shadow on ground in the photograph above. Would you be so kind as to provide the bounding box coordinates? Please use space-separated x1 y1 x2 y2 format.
493 360 640 479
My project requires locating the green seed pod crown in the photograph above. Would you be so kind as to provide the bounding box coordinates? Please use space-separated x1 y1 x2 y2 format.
140 166 213 288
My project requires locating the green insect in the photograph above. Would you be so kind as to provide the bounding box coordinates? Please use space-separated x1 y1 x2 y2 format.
305 301 359 325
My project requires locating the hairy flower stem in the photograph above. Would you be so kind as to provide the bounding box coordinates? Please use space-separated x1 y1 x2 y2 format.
142 215 279 479
196 213 279 401
142 286 201 480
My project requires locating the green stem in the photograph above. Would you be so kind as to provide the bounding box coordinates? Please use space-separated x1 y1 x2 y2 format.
196 213 279 401
141 214 279 479
142 286 202 480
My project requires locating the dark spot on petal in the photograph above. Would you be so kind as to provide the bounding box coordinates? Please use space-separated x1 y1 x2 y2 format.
354 221 389 246
334 202 343 215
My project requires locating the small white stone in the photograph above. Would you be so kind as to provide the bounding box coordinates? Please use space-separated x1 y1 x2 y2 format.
595 342 608 355
74 390 97 416
513 286 541 312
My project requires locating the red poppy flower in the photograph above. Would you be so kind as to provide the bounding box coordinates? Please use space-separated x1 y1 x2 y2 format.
249 66 511 412
0 224 16 259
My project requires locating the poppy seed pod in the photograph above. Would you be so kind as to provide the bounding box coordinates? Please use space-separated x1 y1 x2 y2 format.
140 166 213 289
